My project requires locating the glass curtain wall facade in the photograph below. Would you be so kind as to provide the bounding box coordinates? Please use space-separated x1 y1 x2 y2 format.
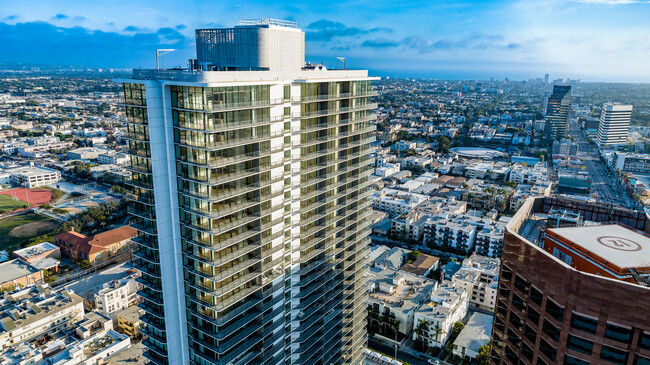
122 83 170 364
544 85 572 141
121 78 376 365
291 80 374 365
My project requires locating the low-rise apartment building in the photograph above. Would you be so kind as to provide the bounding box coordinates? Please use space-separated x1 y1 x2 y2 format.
451 253 500 311
367 267 436 337
94 278 138 315
372 188 429 216
0 285 84 349
413 281 469 348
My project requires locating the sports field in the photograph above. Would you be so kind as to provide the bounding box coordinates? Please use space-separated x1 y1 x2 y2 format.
0 212 60 252
0 194 27 212
0 188 53 209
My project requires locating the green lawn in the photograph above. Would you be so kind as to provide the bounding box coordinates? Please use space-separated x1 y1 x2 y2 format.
0 194 27 212
0 213 60 252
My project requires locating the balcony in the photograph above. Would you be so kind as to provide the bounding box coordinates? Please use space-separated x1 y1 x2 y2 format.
291 103 378 119
291 114 375 133
122 132 150 141
188 271 261 298
176 131 284 152
128 206 156 220
174 98 284 113
181 215 262 235
174 117 273 133
292 134 374 150
125 164 153 175
176 145 284 168
126 192 155 205
190 312 264 341
132 222 158 235
188 255 260 282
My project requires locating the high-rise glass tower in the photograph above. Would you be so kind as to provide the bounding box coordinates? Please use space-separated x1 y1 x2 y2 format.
544 85 572 141
117 19 376 365
597 103 633 147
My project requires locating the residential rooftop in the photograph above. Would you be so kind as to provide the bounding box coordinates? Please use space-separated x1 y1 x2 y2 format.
0 259 40 285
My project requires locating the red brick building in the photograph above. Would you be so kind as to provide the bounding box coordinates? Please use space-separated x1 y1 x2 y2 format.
55 226 137 265
492 197 650 365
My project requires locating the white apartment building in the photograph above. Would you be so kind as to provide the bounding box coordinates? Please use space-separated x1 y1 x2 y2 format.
391 212 428 242
401 156 432 170
94 279 138 315
98 152 130 165
451 253 500 311
372 188 429 216
0 286 85 349
597 103 633 147
66 147 111 160
424 215 478 253
508 162 547 185
464 162 512 181
412 281 469 347
17 141 74 158
391 141 416 152
474 222 506 258
424 213 506 256
367 268 436 336
375 162 400 179
5 165 61 188
0 142 28 155
0 312 131 365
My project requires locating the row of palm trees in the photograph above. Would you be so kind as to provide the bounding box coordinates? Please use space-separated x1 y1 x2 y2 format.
414 319 447 351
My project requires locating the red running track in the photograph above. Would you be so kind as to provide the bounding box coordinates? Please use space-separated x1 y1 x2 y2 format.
0 188 53 206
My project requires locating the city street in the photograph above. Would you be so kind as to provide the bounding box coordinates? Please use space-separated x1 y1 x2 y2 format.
568 122 635 208
368 338 438 365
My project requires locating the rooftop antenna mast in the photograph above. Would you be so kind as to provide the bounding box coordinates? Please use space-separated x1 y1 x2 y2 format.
337 57 346 70
156 49 177 70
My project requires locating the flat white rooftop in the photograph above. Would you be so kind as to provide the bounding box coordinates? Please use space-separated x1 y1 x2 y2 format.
548 224 650 269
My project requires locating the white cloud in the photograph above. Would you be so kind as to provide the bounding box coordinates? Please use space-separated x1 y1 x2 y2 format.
573 0 649 4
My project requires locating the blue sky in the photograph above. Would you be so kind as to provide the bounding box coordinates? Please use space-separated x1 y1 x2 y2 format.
1 0 649 81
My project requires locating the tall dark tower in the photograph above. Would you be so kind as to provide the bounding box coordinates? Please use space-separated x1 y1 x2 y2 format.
544 85 572 141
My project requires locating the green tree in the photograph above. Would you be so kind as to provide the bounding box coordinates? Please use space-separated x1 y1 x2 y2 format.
407 251 422 263
76 259 91 269
42 269 56 283
437 135 451 154
451 321 465 339
397 130 411 141
432 326 447 345
477 344 491 365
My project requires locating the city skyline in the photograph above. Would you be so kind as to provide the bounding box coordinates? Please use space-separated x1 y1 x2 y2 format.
2 0 650 81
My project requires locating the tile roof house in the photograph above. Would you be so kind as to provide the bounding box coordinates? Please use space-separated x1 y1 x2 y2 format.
55 226 137 265
400 253 440 277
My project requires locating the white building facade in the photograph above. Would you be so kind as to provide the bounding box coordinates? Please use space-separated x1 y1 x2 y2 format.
597 103 633 147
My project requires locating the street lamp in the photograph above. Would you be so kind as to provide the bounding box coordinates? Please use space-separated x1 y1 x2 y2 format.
156 49 177 70
337 57 346 70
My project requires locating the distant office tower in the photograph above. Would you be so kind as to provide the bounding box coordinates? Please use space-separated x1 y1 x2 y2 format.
117 18 375 365
544 74 549 84
544 85 572 140
597 103 633 147
491 197 650 365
